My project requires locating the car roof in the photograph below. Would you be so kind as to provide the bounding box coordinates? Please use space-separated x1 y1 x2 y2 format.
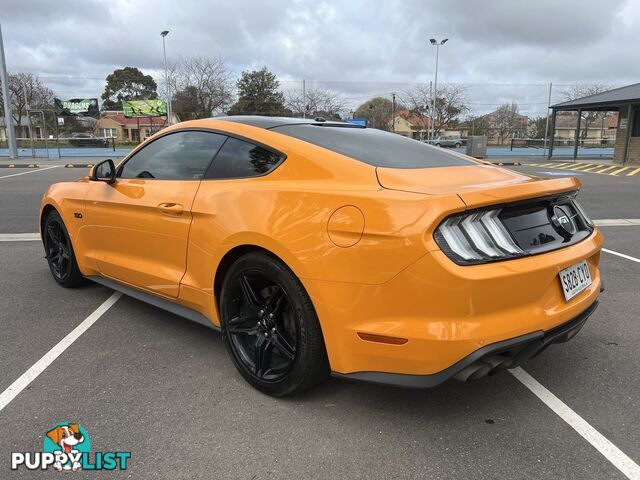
215 115 359 130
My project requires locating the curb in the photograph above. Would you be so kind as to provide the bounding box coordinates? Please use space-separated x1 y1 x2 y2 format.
0 164 40 168
0 164 94 169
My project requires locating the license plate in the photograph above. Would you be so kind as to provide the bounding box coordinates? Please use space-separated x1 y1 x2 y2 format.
559 260 592 301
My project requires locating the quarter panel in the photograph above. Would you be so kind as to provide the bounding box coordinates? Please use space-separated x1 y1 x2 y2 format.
182 174 464 293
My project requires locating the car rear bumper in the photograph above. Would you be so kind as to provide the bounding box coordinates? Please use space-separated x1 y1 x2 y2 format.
306 228 603 378
332 299 599 388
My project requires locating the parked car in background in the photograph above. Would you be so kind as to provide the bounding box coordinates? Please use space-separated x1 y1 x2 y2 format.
69 132 107 148
427 136 463 148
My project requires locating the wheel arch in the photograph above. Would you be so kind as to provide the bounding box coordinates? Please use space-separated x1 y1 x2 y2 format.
40 203 58 243
211 242 330 340
213 244 305 307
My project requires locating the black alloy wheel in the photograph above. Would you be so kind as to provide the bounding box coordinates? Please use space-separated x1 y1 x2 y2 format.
220 252 329 396
228 273 297 381
43 210 85 287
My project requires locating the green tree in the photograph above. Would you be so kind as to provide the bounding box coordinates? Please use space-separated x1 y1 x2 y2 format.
227 67 286 116
171 86 200 120
101 67 157 110
354 97 393 130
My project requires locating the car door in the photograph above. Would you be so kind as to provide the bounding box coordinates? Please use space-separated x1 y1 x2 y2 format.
84 130 227 298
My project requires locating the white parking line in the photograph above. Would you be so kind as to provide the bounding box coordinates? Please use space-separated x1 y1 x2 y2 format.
0 292 121 414
595 219 640 227
510 367 640 480
0 165 59 179
602 248 640 264
0 233 40 242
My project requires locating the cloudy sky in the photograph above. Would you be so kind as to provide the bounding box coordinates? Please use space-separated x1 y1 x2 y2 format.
2 0 638 117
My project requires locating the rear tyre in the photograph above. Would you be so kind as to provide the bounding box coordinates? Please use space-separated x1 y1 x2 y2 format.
455 142 461 148
43 210 85 287
219 252 329 396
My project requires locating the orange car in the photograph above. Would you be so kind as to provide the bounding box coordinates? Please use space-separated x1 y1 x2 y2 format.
40 116 602 396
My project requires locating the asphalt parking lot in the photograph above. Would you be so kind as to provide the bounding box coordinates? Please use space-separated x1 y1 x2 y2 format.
0 160 639 479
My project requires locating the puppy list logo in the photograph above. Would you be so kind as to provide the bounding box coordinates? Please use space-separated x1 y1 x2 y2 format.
11 422 131 472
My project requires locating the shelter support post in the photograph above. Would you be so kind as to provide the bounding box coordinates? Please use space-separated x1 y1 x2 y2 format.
548 109 557 159
621 103 634 166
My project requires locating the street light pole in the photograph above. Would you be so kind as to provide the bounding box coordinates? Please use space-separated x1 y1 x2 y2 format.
0 22 18 159
429 38 448 142
160 30 172 125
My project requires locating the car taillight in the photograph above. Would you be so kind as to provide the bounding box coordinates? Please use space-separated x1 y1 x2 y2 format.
572 199 594 228
434 196 596 266
435 208 524 265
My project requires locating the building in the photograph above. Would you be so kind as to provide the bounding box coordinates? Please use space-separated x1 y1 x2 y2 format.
458 109 529 145
551 112 618 142
94 111 180 143
0 117 44 141
391 110 435 140
550 83 640 164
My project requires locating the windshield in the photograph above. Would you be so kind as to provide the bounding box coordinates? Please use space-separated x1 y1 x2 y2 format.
272 125 474 169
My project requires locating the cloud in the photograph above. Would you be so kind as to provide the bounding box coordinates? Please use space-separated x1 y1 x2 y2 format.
0 0 637 116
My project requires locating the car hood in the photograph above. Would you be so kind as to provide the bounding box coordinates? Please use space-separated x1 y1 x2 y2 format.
376 164 581 208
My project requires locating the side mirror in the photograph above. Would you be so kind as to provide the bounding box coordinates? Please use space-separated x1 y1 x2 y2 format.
89 159 116 184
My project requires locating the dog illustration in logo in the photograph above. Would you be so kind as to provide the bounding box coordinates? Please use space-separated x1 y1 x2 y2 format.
46 423 84 471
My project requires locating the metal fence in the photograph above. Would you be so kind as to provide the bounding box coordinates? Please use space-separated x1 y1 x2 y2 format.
0 137 134 158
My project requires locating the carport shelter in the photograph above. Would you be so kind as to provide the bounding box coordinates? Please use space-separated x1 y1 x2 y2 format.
549 82 640 164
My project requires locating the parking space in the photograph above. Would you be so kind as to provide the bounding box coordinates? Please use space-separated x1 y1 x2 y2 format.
0 163 638 479
0 167 86 233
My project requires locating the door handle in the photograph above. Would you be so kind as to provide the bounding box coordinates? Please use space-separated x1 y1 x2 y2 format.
158 203 184 215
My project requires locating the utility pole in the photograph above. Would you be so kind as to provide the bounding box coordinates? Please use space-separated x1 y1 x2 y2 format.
543 82 553 156
428 81 432 141
391 92 396 133
160 30 172 125
23 82 35 157
302 79 306 119
0 22 18 159
429 38 448 142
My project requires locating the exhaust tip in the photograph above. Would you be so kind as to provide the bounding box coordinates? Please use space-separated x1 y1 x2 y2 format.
453 355 514 382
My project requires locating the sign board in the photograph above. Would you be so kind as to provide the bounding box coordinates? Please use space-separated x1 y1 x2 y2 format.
619 117 628 129
57 117 64 126
346 118 367 127
122 100 167 118
54 98 99 117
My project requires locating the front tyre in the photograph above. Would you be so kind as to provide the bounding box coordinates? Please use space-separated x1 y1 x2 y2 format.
220 252 329 396
43 210 85 287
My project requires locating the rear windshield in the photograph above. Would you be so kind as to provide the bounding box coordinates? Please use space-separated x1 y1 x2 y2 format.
271 124 475 169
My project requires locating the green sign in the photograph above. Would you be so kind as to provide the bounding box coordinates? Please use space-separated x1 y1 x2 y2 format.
122 100 167 118
54 98 99 117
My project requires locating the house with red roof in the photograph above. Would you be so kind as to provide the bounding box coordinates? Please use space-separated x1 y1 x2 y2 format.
94 111 180 143
391 109 436 140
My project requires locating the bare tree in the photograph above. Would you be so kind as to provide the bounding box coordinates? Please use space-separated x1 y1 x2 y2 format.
401 83 468 135
561 83 609 139
160 56 234 119
0 73 54 135
285 87 346 120
492 102 523 145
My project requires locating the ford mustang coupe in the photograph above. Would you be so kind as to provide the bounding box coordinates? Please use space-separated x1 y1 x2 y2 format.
40 116 603 396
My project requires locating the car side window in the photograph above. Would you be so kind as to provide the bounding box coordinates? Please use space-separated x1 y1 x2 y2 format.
205 137 283 179
119 131 226 180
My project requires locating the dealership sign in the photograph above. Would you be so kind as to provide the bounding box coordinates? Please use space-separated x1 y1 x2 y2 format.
122 100 167 118
54 98 100 117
